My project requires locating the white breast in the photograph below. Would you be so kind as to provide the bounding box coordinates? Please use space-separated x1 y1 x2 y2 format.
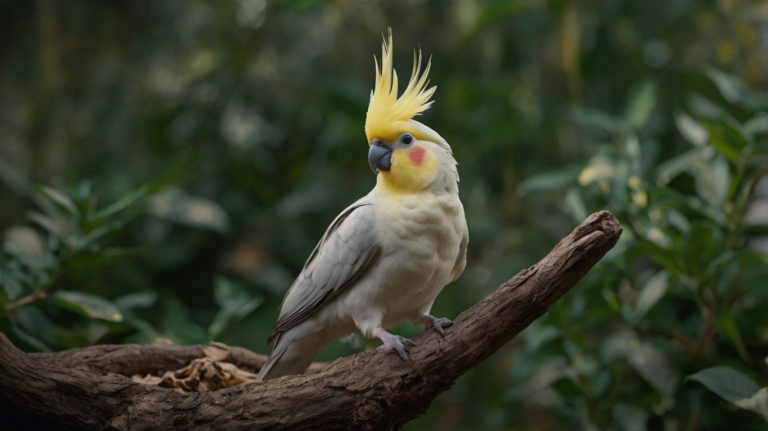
331 188 466 336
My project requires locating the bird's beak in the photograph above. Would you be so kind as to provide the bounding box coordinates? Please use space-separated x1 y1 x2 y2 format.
368 140 392 174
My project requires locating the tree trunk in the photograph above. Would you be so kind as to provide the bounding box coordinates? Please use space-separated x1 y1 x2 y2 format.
0 211 622 431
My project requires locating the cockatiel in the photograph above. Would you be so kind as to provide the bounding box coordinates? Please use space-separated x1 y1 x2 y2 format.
257 32 468 381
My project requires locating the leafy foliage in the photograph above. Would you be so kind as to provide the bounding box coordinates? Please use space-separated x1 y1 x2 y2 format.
513 69 768 430
0 184 261 351
688 364 768 418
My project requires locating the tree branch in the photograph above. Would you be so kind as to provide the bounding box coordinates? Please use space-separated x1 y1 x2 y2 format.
0 211 622 431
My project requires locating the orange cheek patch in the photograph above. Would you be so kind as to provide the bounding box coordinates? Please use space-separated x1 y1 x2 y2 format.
408 146 426 166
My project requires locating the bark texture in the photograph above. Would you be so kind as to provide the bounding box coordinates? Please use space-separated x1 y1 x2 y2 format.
0 211 622 431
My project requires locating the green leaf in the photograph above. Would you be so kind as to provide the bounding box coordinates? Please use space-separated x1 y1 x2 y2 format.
627 240 681 275
522 322 562 352
572 107 627 134
674 112 708 147
578 155 616 186
208 298 261 338
0 267 25 301
743 113 768 138
208 276 264 337
698 251 736 285
681 222 723 274
147 187 230 233
72 180 94 202
3 226 49 269
612 403 649 431
624 80 657 128
656 149 697 186
704 122 748 163
706 68 759 109
666 209 691 236
602 286 621 311
624 270 669 324
46 290 124 322
72 181 93 225
120 309 163 344
602 330 679 395
652 187 724 226
38 185 80 219
91 185 150 220
565 187 588 223
161 296 211 345
113 291 158 310
717 307 751 364
28 210 78 249
213 276 250 309
688 366 760 403
78 220 125 250
10 306 58 352
686 93 723 120
84 321 110 345
519 165 581 193
231 296 262 320
692 154 731 208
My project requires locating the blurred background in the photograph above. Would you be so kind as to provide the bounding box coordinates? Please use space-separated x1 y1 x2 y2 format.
1 0 768 429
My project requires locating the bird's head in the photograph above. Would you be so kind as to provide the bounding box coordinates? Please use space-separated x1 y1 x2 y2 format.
365 31 457 195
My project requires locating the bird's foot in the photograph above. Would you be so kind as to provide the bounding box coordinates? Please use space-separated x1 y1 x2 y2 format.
420 314 453 337
374 327 416 360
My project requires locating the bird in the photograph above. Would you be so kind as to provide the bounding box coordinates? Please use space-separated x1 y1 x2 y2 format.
257 30 468 381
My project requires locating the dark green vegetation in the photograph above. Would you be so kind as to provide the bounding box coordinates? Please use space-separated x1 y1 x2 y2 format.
1 1 767 429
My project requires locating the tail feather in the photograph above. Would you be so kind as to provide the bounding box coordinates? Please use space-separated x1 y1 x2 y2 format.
257 326 334 381
256 331 294 381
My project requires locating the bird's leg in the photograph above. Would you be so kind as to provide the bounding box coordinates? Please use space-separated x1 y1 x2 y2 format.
374 327 416 360
415 313 453 337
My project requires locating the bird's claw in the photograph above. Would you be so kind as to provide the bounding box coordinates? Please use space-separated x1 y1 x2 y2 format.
375 328 415 360
424 314 452 337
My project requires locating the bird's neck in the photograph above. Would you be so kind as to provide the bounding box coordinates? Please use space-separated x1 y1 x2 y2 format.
373 163 458 199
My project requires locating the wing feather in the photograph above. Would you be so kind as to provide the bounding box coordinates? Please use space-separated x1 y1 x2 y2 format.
269 201 379 342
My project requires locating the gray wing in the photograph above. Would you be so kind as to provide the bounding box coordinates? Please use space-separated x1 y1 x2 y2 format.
269 201 380 342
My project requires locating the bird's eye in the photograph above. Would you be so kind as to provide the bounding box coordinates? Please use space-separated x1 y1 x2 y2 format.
401 134 413 145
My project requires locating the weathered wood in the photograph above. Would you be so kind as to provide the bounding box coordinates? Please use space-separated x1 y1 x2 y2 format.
0 211 622 431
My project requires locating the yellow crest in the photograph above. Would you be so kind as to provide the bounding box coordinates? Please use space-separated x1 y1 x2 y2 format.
365 30 436 144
